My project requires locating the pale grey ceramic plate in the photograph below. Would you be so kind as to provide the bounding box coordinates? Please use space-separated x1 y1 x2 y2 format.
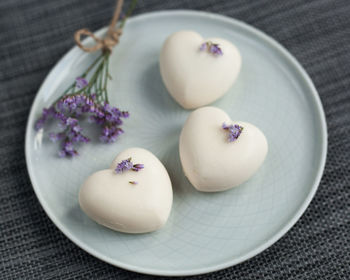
25 10 327 276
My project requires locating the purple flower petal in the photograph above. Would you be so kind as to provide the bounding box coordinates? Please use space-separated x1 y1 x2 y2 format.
132 163 144 171
34 118 45 130
115 158 144 174
49 132 62 142
64 141 74 152
66 117 78 126
222 122 243 142
199 42 207 51
76 77 88 89
199 41 223 56
115 158 133 173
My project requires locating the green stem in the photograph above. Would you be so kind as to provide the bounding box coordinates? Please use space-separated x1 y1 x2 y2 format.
52 53 104 105
103 53 110 103
74 58 105 96
64 53 103 94
50 0 138 107
98 59 104 94
119 0 138 29
82 53 103 77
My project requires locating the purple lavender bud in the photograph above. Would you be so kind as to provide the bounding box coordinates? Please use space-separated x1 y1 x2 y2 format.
102 127 110 136
64 141 74 152
81 135 90 143
199 42 207 51
222 122 230 130
85 98 93 106
97 110 105 118
49 132 61 142
62 140 78 157
132 163 144 172
70 103 77 110
222 122 243 142
129 181 138 185
74 95 82 105
209 44 223 56
200 41 223 56
216 48 223 56
72 134 90 143
42 107 53 118
54 112 66 123
103 103 112 113
66 117 78 126
111 107 121 115
72 125 82 133
34 118 45 130
34 106 57 130
121 111 129 118
76 77 88 89
116 128 124 135
64 96 73 105
115 158 133 173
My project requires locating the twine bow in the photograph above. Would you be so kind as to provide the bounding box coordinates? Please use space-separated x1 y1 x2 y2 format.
74 0 124 53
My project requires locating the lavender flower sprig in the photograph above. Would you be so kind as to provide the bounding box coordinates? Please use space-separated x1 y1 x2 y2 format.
199 41 223 56
34 0 138 158
35 79 129 157
115 158 144 173
222 123 244 142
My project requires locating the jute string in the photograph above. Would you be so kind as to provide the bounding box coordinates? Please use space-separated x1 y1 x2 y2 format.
74 0 124 53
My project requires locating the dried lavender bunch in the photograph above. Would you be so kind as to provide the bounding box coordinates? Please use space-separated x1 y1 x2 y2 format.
34 0 138 157
222 123 244 142
35 76 129 157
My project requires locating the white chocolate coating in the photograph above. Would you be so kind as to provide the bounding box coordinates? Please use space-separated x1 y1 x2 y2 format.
79 148 173 233
160 31 241 109
179 107 268 192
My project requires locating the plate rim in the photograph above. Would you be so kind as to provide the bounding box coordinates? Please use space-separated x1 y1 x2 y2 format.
25 9 328 276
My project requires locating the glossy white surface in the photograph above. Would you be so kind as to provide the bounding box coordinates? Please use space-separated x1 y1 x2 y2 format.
180 107 268 192
160 31 241 109
79 148 173 233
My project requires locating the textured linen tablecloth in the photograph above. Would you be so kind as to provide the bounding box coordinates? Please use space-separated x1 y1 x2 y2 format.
1 0 349 279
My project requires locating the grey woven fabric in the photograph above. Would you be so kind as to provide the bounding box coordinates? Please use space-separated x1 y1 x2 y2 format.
1 0 349 279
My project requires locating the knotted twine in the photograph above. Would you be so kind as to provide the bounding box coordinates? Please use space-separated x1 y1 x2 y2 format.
74 0 124 53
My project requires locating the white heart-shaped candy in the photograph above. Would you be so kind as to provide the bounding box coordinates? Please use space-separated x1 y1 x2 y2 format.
179 107 268 192
79 148 173 233
160 30 241 109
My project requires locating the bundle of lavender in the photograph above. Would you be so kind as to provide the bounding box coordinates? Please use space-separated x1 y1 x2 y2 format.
35 0 137 157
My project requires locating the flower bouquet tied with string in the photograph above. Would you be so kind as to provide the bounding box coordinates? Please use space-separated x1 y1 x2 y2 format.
35 0 137 157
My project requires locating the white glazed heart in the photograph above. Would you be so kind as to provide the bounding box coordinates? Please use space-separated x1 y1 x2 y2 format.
179 107 268 192
160 30 241 109
79 147 173 233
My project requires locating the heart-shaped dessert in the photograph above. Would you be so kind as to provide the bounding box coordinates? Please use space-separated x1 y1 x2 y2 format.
179 107 268 192
79 147 173 233
160 30 241 109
